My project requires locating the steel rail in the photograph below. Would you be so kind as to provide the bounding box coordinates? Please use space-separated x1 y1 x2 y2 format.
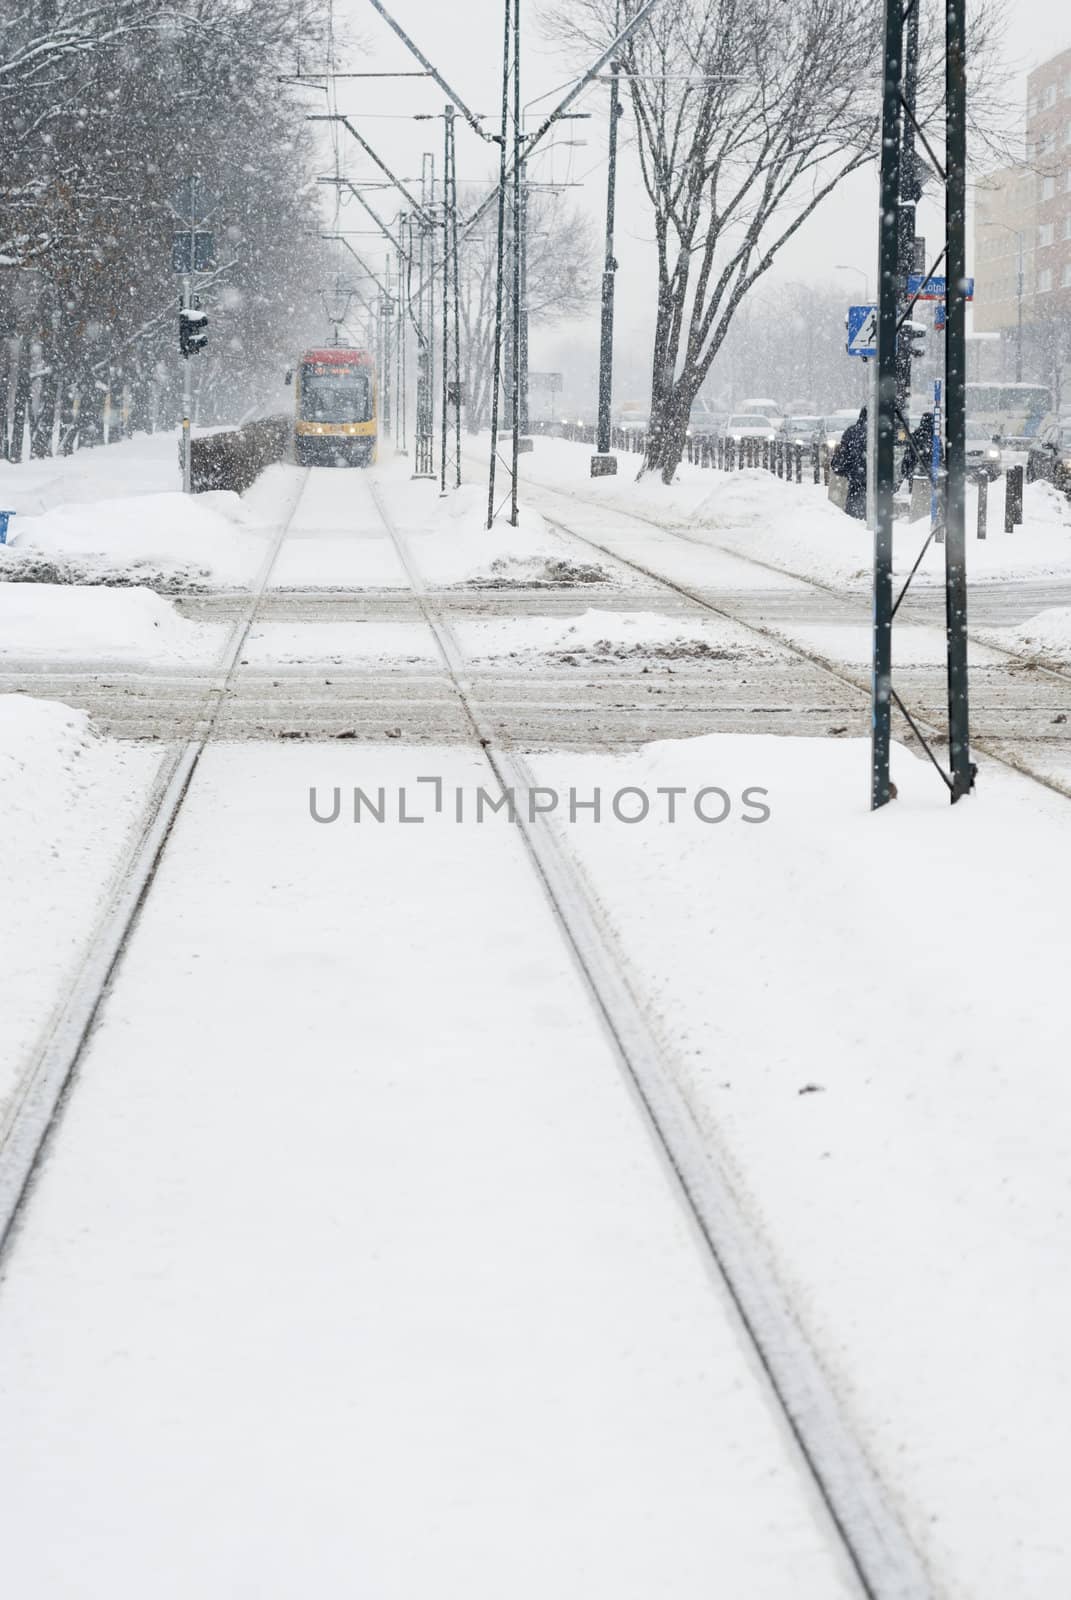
364 475 933 1600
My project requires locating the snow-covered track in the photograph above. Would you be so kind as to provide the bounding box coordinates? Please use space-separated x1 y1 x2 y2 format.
0 470 312 1260
366 478 934 1600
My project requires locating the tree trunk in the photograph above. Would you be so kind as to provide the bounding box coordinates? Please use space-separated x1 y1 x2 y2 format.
31 357 58 458
8 339 32 464
0 338 12 460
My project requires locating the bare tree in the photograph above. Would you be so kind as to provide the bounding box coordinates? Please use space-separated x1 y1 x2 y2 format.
458 185 594 432
545 0 1007 482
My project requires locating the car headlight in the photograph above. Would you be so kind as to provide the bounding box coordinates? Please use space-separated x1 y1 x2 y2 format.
986 447 1000 460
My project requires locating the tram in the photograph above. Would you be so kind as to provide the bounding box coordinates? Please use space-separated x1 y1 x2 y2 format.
292 347 377 466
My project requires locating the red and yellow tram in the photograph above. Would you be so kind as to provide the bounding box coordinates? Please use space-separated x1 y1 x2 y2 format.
293 348 377 466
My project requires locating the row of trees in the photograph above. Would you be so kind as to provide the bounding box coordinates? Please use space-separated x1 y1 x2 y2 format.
1 0 334 459
545 0 1007 481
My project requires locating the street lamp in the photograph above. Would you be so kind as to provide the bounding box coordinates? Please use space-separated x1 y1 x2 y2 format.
835 264 871 301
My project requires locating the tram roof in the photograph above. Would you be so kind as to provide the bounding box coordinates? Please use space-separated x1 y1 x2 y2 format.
301 348 375 367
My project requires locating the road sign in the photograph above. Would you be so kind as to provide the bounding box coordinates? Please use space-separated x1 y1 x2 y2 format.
846 303 877 358
172 231 216 273
907 274 974 301
529 371 563 393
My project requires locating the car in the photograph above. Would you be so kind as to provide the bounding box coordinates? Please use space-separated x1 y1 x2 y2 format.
822 410 861 449
739 396 783 429
780 414 823 446
724 413 777 444
965 421 1003 481
1027 424 1071 494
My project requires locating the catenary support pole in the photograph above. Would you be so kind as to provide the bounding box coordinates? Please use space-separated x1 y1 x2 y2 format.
487 0 512 529
510 0 522 526
592 1 622 478
944 0 973 801
872 0 903 810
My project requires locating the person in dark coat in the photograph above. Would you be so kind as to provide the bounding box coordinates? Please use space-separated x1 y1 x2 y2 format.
831 406 868 519
901 410 935 486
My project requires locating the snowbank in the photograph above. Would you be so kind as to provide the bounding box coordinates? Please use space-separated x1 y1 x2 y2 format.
510 436 1071 589
0 487 271 589
397 482 618 588
978 604 1071 665
454 607 772 662
532 730 1071 1599
0 697 160 1125
0 584 224 664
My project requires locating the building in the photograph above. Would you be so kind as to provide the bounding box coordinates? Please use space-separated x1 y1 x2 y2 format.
973 45 1071 399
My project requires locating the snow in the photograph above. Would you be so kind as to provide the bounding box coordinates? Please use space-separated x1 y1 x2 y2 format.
0 584 225 664
0 488 273 590
0 743 858 1600
0 697 160 1126
977 605 1071 664
531 731 1071 1600
243 621 437 665
509 437 1071 589
772 621 1007 667
453 606 771 661
397 480 619 589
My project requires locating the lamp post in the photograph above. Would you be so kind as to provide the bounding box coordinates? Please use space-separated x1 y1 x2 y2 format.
592 1 623 477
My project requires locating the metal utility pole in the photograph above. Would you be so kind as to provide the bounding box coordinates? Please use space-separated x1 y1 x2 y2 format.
592 5 622 478
872 0 974 811
510 0 523 526
945 0 972 801
397 221 408 454
413 153 437 479
872 0 903 810
487 0 513 529
440 105 463 492
896 0 922 416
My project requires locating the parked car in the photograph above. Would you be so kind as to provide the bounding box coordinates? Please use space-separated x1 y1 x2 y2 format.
724 413 777 445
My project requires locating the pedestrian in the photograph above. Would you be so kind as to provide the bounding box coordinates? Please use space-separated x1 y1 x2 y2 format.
901 411 935 487
831 406 868 520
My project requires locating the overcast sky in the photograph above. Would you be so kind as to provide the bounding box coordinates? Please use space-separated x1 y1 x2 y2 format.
326 0 1070 401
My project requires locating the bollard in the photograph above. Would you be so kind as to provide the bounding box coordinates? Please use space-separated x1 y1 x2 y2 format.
1005 464 1023 532
795 442 803 484
821 442 830 485
812 442 821 484
0 511 13 545
776 440 784 479
976 476 988 540
729 437 736 471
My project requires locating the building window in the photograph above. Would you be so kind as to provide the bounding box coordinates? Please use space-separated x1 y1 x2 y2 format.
1065 122 1071 146
1041 131 1057 155
1045 84 1057 109
1039 222 1055 246
1063 263 1071 288
1042 175 1056 200
1064 215 1071 241
1038 268 1054 293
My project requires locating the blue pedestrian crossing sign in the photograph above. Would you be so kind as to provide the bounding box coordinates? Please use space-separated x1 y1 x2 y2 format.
846 304 878 358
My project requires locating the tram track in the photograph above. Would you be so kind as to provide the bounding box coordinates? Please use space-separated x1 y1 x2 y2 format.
365 477 933 1600
506 479 1071 800
0 468 312 1259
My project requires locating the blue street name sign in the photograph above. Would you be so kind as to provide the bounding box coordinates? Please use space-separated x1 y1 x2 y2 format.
907 274 975 301
846 303 878 357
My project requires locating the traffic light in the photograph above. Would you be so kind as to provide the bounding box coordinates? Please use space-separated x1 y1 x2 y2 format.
902 318 927 360
179 302 208 358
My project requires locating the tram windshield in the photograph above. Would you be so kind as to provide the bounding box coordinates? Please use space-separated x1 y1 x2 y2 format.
301 369 372 423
